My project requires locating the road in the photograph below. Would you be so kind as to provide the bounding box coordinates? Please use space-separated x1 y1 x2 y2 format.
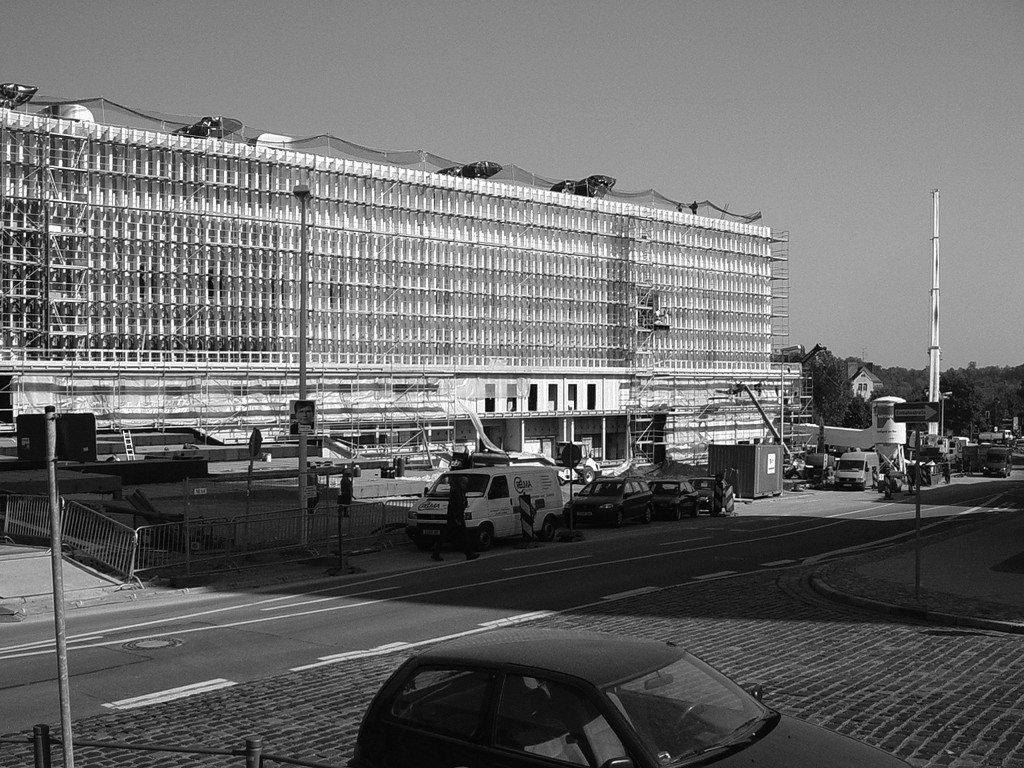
1 477 1022 768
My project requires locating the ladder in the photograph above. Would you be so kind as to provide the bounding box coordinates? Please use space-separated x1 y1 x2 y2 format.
122 430 136 460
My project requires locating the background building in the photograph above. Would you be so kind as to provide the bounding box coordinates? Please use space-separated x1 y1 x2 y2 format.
1 93 800 465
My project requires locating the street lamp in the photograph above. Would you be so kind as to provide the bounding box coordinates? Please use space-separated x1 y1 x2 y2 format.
293 184 311 517
939 391 953 437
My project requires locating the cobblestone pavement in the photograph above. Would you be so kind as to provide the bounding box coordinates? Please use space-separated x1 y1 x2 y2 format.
3 566 1022 768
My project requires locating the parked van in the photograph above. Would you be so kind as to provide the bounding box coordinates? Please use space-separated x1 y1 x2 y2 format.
405 466 564 551
835 451 880 490
981 446 1013 478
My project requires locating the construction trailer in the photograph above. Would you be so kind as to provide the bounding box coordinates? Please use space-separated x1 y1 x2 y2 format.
1 93 798 465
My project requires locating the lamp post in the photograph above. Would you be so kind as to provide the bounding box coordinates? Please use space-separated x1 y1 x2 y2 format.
939 391 953 437
293 184 311 518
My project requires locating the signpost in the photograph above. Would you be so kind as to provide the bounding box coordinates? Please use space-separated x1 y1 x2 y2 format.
892 402 940 598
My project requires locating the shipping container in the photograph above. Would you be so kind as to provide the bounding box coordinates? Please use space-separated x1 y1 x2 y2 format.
707 443 784 499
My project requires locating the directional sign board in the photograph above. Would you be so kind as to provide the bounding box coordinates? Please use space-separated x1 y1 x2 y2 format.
893 401 940 423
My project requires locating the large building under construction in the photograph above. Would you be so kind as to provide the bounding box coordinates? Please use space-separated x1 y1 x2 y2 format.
1 89 799 464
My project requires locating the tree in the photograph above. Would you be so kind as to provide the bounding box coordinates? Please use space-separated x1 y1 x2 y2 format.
809 350 852 428
842 396 873 429
939 369 980 436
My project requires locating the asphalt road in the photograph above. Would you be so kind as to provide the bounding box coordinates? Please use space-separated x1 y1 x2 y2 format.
2 481 1022 767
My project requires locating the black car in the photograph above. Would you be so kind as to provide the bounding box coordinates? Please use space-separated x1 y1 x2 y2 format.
350 629 910 768
690 476 716 514
648 479 700 520
566 478 652 527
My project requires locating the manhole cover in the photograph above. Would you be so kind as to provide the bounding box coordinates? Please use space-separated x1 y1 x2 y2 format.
122 638 183 651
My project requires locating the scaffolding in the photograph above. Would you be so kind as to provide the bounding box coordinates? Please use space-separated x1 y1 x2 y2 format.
2 101 790 457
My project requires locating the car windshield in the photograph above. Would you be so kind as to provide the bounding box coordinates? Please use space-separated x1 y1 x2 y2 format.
603 652 769 764
426 473 490 497
691 479 713 490
578 481 623 497
649 482 679 494
837 459 864 471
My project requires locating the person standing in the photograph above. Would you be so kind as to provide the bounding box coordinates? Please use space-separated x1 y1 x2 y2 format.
338 468 354 517
432 475 478 561
711 473 725 517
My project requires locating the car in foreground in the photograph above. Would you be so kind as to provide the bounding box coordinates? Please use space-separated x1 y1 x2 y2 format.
648 479 700 520
350 629 910 768
566 478 652 527
690 476 716 514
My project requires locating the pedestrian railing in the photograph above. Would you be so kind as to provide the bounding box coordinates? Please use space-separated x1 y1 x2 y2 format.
1 724 345 768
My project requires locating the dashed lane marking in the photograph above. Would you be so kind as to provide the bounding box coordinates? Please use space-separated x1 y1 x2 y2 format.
103 679 237 710
602 587 660 600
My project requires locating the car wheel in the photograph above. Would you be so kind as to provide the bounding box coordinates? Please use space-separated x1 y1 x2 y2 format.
613 508 624 528
536 515 556 542
642 504 652 524
474 523 494 552
581 467 597 484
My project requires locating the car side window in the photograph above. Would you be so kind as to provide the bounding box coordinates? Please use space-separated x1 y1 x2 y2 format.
389 667 493 741
495 674 626 767
489 475 510 500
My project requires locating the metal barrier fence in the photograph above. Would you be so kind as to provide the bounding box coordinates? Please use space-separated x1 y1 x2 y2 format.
131 497 416 578
2 495 137 580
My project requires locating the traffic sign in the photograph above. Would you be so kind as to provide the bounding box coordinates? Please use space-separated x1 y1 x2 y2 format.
248 427 264 459
893 401 940 423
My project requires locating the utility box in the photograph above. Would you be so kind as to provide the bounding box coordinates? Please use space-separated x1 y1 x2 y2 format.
708 443 783 499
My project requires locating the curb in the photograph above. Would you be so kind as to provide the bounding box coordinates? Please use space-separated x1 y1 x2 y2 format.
809 571 1024 635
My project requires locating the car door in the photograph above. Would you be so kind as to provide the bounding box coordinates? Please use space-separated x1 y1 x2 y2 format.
485 673 630 768
372 665 493 768
624 481 643 520
486 474 516 537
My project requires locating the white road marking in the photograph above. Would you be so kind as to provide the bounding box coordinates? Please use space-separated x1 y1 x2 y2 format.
658 536 713 546
692 571 737 580
102 679 237 710
760 559 798 567
602 587 660 600
291 642 413 671
479 611 555 628
259 585 400 611
503 556 591 571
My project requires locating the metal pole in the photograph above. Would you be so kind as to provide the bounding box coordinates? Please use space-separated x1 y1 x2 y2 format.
294 185 311 533
45 407 74 768
914 428 922 599
32 723 52 768
927 190 941 434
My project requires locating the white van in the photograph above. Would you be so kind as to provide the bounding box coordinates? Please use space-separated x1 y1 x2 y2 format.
835 451 880 490
405 466 565 551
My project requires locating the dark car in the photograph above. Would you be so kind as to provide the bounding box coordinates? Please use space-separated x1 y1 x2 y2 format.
648 479 700 520
690 476 716 513
350 629 910 768
566 478 652 527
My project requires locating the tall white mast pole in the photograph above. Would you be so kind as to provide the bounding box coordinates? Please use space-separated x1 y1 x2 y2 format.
928 189 940 435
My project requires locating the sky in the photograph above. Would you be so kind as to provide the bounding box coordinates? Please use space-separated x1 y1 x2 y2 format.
4 0 1022 371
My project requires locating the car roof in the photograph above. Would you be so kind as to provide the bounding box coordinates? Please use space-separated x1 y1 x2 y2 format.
413 629 682 687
